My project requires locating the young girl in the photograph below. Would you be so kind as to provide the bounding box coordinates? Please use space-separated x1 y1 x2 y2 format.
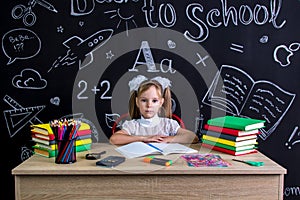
109 75 199 145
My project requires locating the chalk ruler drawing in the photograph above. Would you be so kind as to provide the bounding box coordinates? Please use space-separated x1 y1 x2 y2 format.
50 29 113 71
3 95 45 138
202 65 296 140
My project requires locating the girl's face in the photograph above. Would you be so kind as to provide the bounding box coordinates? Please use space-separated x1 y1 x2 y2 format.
136 85 164 119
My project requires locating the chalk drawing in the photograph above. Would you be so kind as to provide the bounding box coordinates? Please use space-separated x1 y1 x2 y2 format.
3 95 45 138
50 29 113 71
274 42 300 67
202 64 295 140
11 0 57 26
2 28 41 65
12 68 47 89
285 126 300 149
105 8 138 36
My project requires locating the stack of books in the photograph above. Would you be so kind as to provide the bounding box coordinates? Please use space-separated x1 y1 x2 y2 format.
31 122 92 158
201 116 265 156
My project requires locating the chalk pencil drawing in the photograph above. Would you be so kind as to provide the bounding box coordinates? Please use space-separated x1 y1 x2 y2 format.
11 0 57 27
50 29 113 72
3 95 45 138
12 68 47 89
202 65 296 140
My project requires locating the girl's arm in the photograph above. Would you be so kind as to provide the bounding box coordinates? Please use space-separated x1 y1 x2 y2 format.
162 128 199 144
109 130 167 145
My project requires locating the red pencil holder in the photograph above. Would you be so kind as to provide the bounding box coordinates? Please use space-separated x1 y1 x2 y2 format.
55 138 77 164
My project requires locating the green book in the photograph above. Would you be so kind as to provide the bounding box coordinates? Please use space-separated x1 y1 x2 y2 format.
202 139 256 152
33 144 92 158
207 116 265 131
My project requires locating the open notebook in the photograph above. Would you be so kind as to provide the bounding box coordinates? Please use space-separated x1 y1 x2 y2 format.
115 142 198 159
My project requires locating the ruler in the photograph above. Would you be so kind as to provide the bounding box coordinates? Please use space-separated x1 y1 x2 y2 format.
3 95 45 138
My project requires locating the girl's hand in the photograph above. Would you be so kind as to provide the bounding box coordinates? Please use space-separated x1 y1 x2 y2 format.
143 135 167 143
158 136 175 143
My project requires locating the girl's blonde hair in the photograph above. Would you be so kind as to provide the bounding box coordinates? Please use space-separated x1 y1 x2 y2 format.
128 79 172 119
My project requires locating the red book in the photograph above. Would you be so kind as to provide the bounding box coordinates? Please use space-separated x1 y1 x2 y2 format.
203 124 260 137
77 129 91 136
31 131 55 141
201 143 257 156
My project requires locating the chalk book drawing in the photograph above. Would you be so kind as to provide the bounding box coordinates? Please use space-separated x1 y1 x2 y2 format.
202 65 296 140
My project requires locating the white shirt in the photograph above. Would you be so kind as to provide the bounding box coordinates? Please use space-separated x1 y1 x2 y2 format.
122 115 180 136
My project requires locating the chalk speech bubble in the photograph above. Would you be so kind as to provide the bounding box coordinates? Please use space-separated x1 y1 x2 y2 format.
2 28 41 65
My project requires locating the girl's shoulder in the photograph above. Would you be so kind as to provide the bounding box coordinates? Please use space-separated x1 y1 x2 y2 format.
122 119 139 126
159 117 179 124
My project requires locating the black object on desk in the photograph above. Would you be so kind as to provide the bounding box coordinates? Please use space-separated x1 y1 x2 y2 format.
96 156 125 167
85 151 106 160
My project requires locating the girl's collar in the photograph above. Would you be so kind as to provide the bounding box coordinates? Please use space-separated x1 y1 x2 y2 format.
138 114 160 127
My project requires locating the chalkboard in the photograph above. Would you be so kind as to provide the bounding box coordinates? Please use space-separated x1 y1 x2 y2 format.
1 0 300 199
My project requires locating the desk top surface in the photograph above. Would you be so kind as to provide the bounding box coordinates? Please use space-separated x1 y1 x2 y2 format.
12 143 286 175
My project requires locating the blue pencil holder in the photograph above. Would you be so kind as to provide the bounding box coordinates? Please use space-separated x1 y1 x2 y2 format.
55 138 77 164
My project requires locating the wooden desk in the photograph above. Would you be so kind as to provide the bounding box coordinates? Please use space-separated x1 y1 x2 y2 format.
12 143 286 200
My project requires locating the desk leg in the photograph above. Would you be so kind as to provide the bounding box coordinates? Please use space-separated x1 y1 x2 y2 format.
278 174 284 200
14 176 21 200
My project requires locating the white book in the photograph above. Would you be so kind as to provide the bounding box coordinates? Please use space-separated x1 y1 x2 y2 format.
115 142 198 159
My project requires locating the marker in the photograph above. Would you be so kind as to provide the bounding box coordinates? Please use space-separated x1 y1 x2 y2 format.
232 159 264 167
143 156 173 166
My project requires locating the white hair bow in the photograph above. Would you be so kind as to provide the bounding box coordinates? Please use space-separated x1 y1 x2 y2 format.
128 75 171 92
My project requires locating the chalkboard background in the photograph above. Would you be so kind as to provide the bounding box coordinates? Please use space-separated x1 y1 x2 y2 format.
1 0 300 199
